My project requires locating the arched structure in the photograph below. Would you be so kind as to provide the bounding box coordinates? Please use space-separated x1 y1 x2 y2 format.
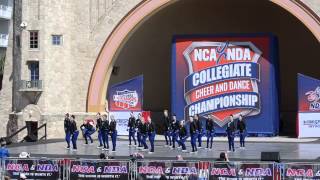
87 0 320 112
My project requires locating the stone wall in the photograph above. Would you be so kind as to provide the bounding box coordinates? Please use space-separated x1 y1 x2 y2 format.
0 0 16 137
0 0 320 139
2 0 141 138
17 0 141 114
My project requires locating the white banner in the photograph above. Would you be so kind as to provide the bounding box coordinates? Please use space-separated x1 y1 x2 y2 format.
298 113 320 138
109 111 142 136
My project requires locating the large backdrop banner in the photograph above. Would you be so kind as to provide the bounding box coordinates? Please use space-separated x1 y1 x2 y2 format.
172 34 279 135
297 73 320 138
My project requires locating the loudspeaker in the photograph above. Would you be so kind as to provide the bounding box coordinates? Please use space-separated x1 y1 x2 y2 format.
112 66 120 75
261 152 280 162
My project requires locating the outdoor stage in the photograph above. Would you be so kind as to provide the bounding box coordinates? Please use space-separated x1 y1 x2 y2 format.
6 136 320 162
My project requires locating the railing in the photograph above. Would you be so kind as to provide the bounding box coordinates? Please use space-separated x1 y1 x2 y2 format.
1 158 320 180
0 34 8 47
4 123 47 144
20 123 47 143
19 80 43 91
36 123 47 141
5 125 27 144
0 4 12 19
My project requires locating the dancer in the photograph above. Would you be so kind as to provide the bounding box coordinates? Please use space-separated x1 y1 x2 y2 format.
140 117 148 151
226 115 236 152
64 113 71 149
177 120 188 152
128 112 137 146
147 116 156 153
189 116 198 153
206 115 215 150
170 114 179 149
101 114 110 150
195 114 203 148
83 120 95 145
80 120 87 139
109 115 117 152
237 114 247 149
163 110 171 147
96 113 103 148
70 115 79 151
135 113 143 149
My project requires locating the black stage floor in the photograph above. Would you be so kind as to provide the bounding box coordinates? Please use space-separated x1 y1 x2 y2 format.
6 137 320 162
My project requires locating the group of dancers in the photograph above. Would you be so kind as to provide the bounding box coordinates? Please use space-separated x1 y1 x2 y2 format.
63 113 118 152
63 110 247 154
162 110 247 153
63 112 157 153
127 112 156 153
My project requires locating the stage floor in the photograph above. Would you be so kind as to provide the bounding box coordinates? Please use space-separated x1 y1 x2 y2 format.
6 137 320 162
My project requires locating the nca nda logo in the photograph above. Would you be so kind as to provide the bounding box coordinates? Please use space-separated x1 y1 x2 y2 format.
305 86 320 111
183 41 261 127
113 90 139 110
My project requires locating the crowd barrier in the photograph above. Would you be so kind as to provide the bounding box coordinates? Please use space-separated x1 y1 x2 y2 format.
66 159 133 179
1 158 320 180
135 160 277 180
1 158 64 179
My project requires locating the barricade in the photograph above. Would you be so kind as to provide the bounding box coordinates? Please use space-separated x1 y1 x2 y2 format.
135 160 200 179
208 161 277 180
0 158 3 179
135 160 276 180
282 162 320 180
66 159 132 180
1 157 320 180
1 157 64 179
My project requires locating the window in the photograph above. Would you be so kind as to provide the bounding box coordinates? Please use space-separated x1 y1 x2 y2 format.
28 62 39 80
52 35 62 45
29 31 39 49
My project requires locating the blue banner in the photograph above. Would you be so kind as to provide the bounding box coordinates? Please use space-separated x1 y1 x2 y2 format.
297 73 320 138
298 73 320 113
108 75 143 111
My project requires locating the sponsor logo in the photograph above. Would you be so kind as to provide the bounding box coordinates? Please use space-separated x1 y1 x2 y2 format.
305 87 320 111
303 119 320 128
183 41 261 127
113 90 139 110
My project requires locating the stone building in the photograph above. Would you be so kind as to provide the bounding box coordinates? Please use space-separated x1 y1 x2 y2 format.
0 0 319 140
0 0 12 89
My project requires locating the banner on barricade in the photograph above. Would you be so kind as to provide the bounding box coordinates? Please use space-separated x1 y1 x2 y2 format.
69 160 130 179
4 158 62 179
209 162 274 180
284 163 320 180
137 161 200 179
